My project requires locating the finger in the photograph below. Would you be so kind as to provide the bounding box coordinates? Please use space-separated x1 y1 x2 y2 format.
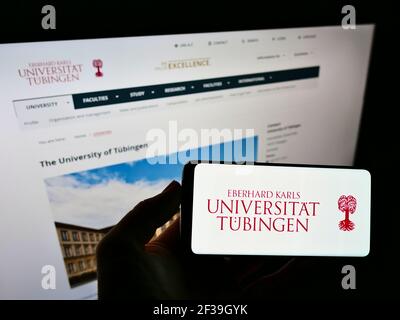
110 180 181 245
145 216 181 255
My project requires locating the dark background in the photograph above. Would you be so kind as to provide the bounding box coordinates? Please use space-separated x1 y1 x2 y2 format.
1 0 397 300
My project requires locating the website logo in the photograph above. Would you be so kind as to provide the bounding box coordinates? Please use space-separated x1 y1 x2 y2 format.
18 60 83 86
156 57 210 71
92 59 104 77
338 195 357 231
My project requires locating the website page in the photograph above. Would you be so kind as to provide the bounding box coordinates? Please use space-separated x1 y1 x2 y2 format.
0 25 373 299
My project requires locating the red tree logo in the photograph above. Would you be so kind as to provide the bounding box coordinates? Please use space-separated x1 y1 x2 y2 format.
338 195 357 231
92 59 103 77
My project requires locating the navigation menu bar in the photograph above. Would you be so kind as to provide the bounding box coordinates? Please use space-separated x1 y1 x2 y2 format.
72 66 319 109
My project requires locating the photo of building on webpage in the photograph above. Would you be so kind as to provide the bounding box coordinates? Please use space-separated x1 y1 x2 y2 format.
44 137 258 287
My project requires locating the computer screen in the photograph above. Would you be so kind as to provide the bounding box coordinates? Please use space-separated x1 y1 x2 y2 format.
0 25 374 299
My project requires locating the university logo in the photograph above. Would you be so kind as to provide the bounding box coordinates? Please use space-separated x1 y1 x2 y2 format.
92 59 104 77
18 60 83 86
338 195 357 231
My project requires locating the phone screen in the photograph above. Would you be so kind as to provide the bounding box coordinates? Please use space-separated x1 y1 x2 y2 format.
185 163 370 257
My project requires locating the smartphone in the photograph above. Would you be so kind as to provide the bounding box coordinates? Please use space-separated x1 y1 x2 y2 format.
181 162 371 257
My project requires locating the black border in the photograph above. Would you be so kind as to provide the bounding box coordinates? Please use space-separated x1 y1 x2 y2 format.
0 1 378 44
